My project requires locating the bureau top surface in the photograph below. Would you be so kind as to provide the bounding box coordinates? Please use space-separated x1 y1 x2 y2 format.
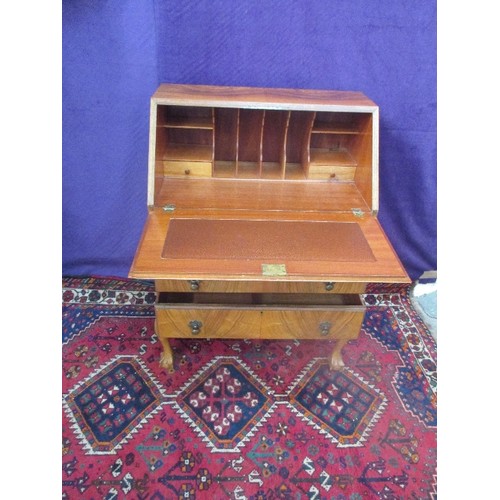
153 84 377 111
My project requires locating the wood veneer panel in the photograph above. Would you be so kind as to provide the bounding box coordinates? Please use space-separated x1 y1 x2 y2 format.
156 307 261 339
153 84 378 111
260 309 364 340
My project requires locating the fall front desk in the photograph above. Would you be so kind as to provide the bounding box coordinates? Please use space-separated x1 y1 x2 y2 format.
130 84 409 370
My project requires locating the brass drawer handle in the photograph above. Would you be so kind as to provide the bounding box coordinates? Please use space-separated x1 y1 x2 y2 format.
324 282 335 291
189 280 200 291
189 320 202 335
319 321 332 336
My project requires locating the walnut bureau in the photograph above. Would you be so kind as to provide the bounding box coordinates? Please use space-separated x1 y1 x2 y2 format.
129 84 410 370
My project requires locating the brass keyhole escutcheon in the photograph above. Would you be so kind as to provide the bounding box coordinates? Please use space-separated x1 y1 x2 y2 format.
189 320 202 335
319 321 332 336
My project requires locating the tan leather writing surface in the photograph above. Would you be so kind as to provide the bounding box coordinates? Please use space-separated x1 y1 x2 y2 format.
162 218 375 262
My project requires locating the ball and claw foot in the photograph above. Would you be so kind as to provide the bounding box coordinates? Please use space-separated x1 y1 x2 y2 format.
329 339 348 371
160 351 173 371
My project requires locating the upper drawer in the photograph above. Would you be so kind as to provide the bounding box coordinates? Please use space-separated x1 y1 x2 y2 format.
155 279 366 294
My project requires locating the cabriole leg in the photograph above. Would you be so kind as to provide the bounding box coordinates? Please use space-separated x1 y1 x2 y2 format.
156 318 173 370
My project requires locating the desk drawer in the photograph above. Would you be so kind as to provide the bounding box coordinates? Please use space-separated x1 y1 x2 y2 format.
156 292 260 338
156 308 260 339
257 293 364 340
260 309 364 340
155 280 366 294
155 292 365 340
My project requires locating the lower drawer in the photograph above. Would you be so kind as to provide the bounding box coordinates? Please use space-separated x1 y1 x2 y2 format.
260 309 364 340
155 292 365 340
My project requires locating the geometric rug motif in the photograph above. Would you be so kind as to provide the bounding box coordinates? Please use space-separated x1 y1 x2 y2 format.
63 355 166 454
174 357 275 452
289 360 387 447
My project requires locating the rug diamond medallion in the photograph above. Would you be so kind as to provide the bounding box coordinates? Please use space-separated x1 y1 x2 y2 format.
175 357 274 452
290 361 387 447
63 355 165 454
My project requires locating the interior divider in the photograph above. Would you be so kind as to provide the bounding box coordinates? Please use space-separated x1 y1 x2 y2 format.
210 107 215 175
235 108 240 176
258 110 266 177
302 112 316 178
280 111 292 179
236 109 266 178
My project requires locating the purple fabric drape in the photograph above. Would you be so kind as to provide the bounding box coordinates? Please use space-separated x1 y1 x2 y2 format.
63 0 436 280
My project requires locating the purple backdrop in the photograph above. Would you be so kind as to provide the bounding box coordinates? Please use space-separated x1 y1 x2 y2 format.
63 0 436 280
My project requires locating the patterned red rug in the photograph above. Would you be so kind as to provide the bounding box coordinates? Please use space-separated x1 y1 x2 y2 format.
62 277 437 499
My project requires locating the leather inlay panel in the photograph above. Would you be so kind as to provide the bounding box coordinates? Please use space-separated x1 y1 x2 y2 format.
162 218 375 262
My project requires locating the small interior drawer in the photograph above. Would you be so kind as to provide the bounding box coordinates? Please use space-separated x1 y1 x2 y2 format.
163 161 212 177
155 292 365 340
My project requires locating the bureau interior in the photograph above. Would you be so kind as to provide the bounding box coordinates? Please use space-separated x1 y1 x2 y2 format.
157 292 363 308
153 105 375 211
156 106 372 179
